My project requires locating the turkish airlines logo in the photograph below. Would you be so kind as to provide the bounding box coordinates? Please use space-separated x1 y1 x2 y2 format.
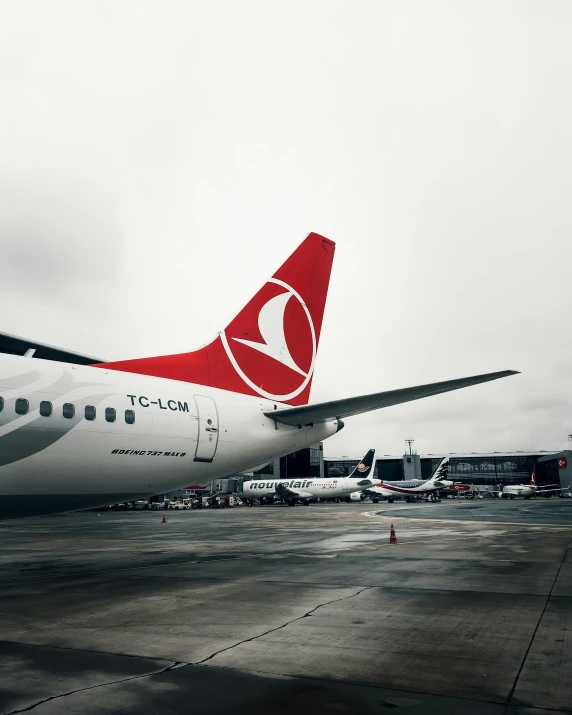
558 457 568 469
220 278 316 401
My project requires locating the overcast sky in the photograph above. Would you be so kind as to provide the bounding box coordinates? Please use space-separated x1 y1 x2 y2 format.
1 1 571 457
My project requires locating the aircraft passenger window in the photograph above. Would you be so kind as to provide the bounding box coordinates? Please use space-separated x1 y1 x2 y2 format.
15 398 29 415
40 401 52 417
63 403 75 419
85 405 96 421
0 396 3 412
125 409 135 425
105 407 116 423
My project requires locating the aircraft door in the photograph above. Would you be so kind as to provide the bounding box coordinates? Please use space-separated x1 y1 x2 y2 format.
193 395 219 463
342 479 349 491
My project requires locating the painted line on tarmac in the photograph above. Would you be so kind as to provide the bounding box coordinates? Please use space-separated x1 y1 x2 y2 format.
383 529 566 546
360 510 572 529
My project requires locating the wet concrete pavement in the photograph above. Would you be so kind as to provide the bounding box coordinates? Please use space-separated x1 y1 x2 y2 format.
0 500 570 714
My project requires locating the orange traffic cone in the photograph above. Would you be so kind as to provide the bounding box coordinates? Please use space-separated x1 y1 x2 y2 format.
162 514 167 523
389 523 397 544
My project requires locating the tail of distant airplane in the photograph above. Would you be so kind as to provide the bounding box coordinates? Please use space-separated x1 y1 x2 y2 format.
95 233 336 405
428 456 450 483
529 466 536 487
350 449 377 483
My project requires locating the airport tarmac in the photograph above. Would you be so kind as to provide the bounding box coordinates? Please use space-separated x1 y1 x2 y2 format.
0 500 570 715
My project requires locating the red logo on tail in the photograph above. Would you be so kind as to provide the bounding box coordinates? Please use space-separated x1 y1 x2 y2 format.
221 278 316 401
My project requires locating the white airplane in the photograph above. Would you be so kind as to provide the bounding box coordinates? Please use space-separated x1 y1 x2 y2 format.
501 466 567 499
236 448 379 505
0 232 518 519
365 457 452 503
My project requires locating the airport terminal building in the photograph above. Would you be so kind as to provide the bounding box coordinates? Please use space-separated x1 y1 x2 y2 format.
247 444 572 492
166 445 571 499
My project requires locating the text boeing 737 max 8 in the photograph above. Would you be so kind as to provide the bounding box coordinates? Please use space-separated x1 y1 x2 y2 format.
0 233 518 518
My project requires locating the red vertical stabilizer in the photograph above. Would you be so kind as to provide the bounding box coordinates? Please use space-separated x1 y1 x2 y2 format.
94 233 336 406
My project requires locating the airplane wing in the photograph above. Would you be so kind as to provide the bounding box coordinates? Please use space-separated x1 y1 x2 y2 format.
265 370 519 426
275 484 313 499
536 484 571 492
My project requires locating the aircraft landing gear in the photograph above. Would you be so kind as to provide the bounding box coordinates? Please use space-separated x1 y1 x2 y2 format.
388 498 395 504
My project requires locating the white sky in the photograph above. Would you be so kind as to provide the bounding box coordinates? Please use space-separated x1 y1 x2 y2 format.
1 1 571 457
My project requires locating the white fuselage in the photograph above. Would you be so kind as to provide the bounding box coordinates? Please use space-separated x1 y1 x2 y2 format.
502 484 536 498
236 477 380 502
367 478 453 498
0 355 340 518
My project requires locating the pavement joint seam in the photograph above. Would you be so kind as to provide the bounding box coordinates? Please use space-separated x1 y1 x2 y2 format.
194 585 373 666
502 534 572 714
3 660 182 715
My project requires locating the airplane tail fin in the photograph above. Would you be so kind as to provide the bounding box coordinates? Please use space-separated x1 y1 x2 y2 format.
95 233 335 405
429 456 450 483
530 466 536 487
350 449 377 483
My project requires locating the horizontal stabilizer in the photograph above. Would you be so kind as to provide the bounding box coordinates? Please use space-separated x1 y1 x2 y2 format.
265 370 519 426
0 331 105 366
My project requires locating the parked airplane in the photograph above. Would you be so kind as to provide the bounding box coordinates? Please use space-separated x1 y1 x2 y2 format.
365 457 452 503
501 466 567 499
236 448 378 505
0 233 518 519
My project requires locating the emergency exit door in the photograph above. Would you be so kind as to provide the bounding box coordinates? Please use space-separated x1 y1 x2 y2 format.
194 395 219 463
